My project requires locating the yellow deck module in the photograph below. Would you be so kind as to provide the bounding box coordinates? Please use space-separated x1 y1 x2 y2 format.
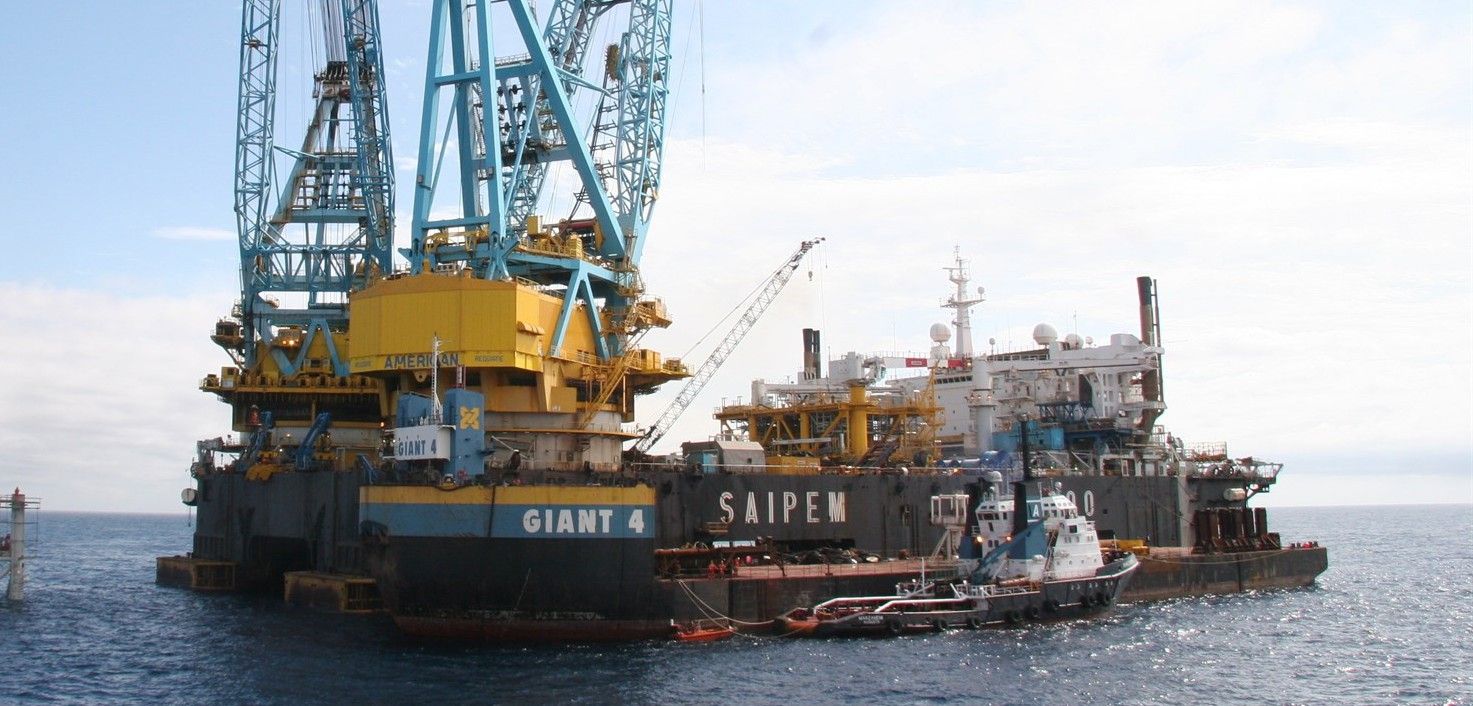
343 271 684 472
361 483 655 506
347 273 598 373
716 380 940 467
765 455 822 474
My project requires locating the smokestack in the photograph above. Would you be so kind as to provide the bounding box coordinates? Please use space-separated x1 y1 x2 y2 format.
802 328 822 380
1137 277 1164 430
966 358 996 455
1136 276 1159 347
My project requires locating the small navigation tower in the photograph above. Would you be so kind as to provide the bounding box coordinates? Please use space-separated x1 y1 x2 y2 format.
1 488 38 602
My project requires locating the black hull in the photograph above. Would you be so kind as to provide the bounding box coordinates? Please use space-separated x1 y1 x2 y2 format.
1128 546 1329 601
177 469 1327 640
370 536 665 628
188 471 364 589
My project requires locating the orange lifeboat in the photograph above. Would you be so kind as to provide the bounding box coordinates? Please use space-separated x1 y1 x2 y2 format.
672 619 735 643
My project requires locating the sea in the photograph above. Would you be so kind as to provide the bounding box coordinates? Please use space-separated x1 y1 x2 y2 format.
0 504 1468 705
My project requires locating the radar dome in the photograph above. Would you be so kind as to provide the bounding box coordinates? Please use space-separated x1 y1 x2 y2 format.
1064 333 1083 349
929 323 951 343
1032 323 1058 346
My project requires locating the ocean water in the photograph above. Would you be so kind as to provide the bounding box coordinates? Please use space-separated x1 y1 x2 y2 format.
0 504 1468 705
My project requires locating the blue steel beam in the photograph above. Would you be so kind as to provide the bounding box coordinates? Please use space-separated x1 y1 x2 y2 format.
409 0 511 274
504 0 622 259
342 0 396 279
267 318 350 376
608 0 671 263
231 0 395 372
233 0 282 368
502 0 606 237
547 265 609 360
407 0 674 362
411 0 627 272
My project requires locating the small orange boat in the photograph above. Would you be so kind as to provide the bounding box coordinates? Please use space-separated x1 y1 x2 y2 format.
672 619 736 642
774 608 820 637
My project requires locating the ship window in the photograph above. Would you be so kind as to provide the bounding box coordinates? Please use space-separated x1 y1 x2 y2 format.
1070 526 1078 534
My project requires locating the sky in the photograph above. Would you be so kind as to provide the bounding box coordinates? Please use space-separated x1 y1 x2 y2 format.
0 1 1469 512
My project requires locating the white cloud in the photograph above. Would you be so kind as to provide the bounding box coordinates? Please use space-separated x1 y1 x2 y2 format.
694 1 1467 174
626 1 1473 483
1258 471 1472 508
0 283 234 512
634 124 1472 477
152 226 235 241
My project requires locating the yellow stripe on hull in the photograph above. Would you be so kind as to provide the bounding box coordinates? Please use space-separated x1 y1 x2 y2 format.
361 484 655 506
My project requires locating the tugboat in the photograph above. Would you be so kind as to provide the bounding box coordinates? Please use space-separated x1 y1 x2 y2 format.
777 469 1139 637
958 472 1142 626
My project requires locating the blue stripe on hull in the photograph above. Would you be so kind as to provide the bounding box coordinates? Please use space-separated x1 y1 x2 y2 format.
362 502 655 539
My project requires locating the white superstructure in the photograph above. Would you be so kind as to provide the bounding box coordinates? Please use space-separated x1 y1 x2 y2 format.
722 248 1283 486
741 247 1165 463
969 479 1108 582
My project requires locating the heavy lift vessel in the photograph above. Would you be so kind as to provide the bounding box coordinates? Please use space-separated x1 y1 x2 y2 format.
162 0 1325 638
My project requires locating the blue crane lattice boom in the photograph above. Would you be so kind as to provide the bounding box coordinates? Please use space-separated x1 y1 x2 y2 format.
229 0 394 375
407 0 673 361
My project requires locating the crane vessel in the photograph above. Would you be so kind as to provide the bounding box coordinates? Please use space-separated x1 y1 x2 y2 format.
159 0 1326 641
